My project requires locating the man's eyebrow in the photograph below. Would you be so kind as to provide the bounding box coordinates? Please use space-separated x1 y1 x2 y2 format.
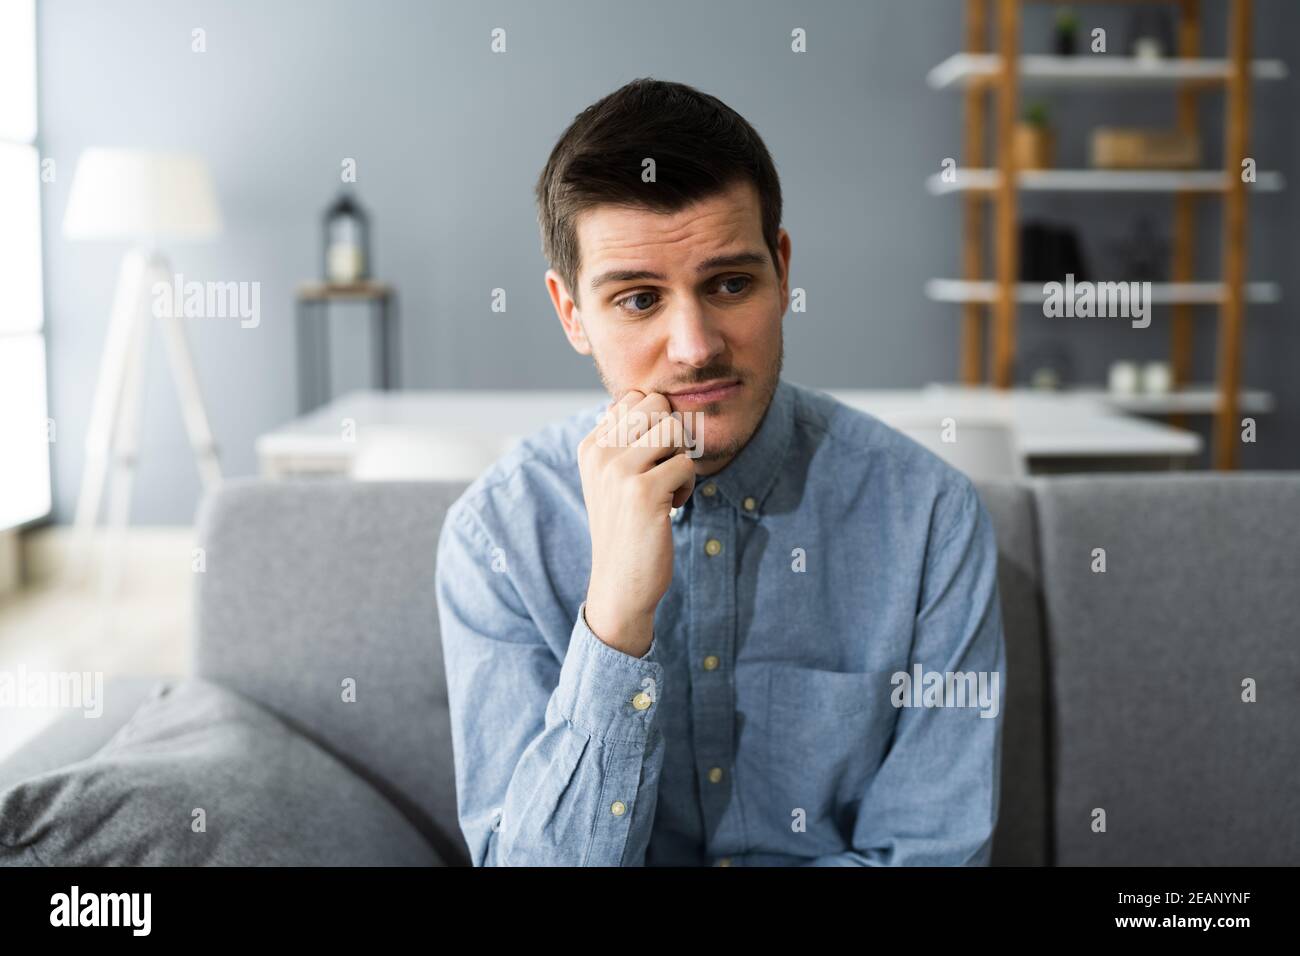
588 250 770 292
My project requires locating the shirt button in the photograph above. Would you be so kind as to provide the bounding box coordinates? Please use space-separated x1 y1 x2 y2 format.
716 857 732 867
611 801 627 816
743 496 757 512
631 691 653 711
701 483 717 497
702 655 720 671
707 766 724 784
704 538 722 556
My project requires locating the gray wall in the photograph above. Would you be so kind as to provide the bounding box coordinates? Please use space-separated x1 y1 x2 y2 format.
36 0 1299 524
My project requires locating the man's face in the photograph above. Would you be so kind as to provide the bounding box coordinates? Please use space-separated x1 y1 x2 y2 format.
546 178 791 476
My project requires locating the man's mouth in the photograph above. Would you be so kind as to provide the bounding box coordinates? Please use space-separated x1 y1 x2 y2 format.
667 379 741 406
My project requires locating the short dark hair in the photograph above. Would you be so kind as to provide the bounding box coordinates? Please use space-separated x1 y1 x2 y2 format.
534 77 784 309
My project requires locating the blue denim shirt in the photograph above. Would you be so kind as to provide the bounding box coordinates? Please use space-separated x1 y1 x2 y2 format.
436 378 1005 866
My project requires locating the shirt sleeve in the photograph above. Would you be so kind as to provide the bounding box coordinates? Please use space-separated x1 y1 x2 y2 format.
435 502 666 866
800 478 1006 866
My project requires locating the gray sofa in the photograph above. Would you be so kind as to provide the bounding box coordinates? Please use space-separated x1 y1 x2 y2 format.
2 473 1297 865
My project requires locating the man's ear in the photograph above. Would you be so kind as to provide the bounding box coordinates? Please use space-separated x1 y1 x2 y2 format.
775 228 793 314
546 268 592 356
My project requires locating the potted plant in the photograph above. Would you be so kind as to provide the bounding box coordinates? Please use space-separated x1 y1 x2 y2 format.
1054 7 1080 56
1014 102 1056 170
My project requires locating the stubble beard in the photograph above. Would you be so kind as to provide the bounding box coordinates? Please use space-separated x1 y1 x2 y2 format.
589 333 784 470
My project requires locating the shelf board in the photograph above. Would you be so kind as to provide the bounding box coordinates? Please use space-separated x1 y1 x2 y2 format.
1068 386 1275 415
927 53 1288 90
926 279 1282 305
927 168 1285 194
297 280 393 301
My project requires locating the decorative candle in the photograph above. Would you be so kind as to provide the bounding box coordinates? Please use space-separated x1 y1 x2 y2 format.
1109 360 1140 396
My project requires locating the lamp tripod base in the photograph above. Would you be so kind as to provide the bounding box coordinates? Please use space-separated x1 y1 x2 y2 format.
68 248 222 603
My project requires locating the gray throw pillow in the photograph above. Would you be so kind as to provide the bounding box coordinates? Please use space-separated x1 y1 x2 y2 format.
0 678 443 866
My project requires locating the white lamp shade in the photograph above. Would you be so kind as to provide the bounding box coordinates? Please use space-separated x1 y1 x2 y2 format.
63 148 221 241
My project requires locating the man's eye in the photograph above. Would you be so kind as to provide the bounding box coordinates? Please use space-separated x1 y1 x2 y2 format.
616 291 659 315
615 277 750 315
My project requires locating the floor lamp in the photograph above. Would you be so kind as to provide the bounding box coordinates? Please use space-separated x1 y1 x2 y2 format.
63 149 224 598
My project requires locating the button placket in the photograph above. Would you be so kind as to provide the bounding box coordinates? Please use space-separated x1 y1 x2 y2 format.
689 499 741 856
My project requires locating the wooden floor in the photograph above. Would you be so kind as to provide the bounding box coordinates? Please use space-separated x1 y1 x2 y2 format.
0 528 193 762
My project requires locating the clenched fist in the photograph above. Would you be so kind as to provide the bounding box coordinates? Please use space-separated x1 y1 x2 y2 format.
578 389 697 657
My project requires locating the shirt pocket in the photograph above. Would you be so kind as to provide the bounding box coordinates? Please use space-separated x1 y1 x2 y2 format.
762 664 898 843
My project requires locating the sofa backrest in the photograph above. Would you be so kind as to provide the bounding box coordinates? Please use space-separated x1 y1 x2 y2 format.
1031 473 1300 865
193 473 1300 867
193 477 472 865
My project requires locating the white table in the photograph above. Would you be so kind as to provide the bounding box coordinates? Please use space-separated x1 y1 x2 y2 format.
256 384 1201 479
831 385 1202 459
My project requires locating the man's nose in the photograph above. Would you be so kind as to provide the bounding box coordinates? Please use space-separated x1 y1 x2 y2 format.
664 301 724 367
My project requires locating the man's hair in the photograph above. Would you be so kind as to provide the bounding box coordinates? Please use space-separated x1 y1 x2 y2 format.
534 77 784 309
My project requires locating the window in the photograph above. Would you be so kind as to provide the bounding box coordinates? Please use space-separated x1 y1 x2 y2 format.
0 0 51 529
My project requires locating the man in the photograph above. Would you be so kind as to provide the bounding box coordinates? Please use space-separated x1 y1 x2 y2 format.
436 77 1005 866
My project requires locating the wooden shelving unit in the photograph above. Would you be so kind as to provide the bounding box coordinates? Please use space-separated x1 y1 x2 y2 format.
927 167 1284 192
1069 384 1275 415
926 278 1281 305
931 0 1285 468
928 51 1287 87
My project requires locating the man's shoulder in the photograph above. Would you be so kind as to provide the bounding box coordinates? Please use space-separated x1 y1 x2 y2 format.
441 395 602 540
787 381 974 494
786 383 988 558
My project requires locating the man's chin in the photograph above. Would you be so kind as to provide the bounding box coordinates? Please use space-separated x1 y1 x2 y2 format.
688 416 749 468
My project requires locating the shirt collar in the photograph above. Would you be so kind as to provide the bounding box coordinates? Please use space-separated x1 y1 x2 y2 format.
672 377 795 523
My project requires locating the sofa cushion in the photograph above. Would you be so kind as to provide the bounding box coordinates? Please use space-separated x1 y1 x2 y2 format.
1034 474 1300 865
0 678 444 866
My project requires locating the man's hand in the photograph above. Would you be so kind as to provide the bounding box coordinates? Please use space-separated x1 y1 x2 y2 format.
579 388 696 657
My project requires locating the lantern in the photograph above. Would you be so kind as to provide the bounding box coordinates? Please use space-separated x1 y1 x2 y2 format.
322 191 369 284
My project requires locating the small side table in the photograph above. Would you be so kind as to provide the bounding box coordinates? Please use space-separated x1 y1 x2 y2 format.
296 281 398 413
